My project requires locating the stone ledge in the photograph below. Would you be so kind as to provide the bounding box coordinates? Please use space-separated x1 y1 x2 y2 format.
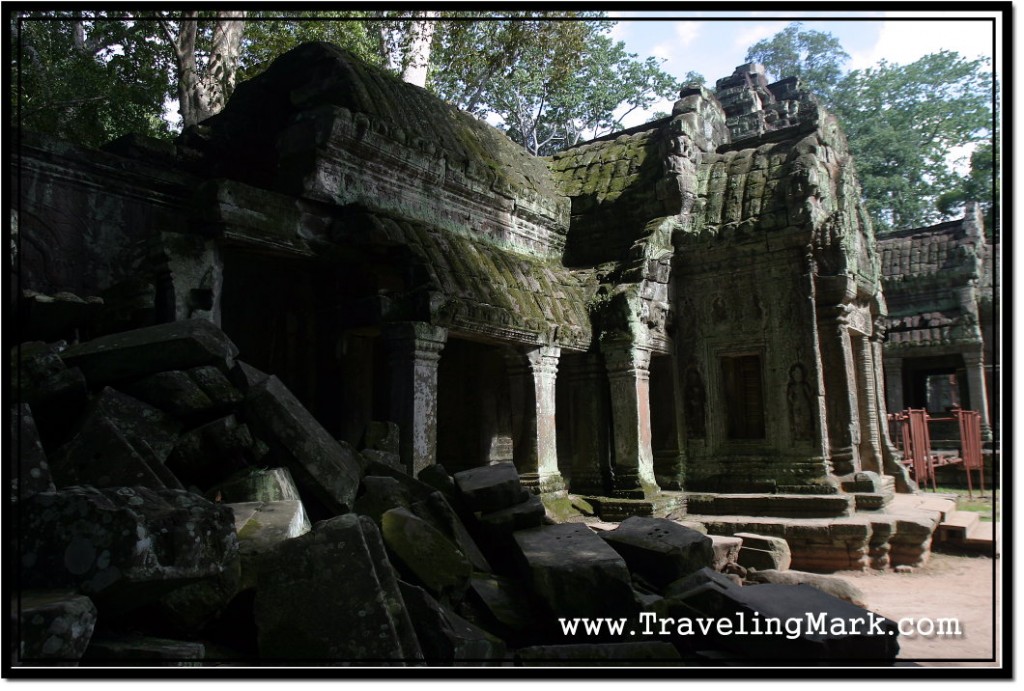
685 493 854 518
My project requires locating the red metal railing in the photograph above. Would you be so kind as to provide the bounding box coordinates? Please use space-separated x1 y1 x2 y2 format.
887 408 984 497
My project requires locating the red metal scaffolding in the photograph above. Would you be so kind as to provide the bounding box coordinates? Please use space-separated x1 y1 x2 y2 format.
887 408 985 496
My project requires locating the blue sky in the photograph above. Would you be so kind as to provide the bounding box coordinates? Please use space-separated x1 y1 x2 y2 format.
606 10 1000 127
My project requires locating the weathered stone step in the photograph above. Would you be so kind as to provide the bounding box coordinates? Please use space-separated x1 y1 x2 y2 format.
581 491 686 522
937 510 981 542
965 521 994 547
852 492 893 511
685 493 854 518
685 510 940 573
885 493 958 522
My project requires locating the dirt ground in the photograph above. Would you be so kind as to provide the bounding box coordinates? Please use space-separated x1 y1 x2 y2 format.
834 550 1000 667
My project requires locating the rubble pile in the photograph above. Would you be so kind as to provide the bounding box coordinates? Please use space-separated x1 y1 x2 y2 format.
12 321 899 667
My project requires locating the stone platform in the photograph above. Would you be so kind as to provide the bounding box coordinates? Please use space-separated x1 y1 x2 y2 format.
578 491 687 522
680 493 960 573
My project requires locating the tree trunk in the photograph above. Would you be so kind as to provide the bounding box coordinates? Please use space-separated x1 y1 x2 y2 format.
400 13 436 88
166 11 246 128
199 11 246 120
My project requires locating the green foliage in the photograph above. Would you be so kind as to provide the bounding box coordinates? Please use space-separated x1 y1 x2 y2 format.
13 13 175 147
681 70 706 87
745 22 850 102
439 18 679 156
744 23 994 232
831 51 993 231
237 13 382 82
936 139 997 234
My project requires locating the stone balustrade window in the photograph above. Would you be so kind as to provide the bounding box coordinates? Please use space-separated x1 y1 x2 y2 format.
721 354 766 440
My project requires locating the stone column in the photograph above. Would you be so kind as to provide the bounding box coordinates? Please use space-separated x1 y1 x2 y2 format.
872 325 912 491
602 338 658 499
962 350 993 440
561 354 609 495
505 345 565 494
884 356 904 415
854 334 882 474
815 306 861 475
384 322 447 476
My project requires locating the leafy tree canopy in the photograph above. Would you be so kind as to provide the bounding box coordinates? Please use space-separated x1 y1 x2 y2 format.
830 51 993 231
745 23 994 232
745 22 850 103
13 13 680 159
13 12 176 147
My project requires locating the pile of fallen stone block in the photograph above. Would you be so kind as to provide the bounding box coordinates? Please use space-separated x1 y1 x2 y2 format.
12 320 899 667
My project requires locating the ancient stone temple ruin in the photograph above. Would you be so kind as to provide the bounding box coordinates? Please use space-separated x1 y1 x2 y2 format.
13 44 974 666
878 204 997 442
17 49 905 507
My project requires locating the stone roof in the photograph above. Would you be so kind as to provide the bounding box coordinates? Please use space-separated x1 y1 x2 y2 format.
878 210 990 351
185 43 568 258
690 141 798 237
877 219 981 283
547 127 669 267
335 210 594 351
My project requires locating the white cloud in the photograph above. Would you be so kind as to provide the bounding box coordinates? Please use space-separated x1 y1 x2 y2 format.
849 19 994 70
650 42 675 61
733 22 788 50
675 21 701 47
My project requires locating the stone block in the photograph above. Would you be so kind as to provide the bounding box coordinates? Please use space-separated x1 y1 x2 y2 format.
121 370 216 418
745 569 866 607
157 557 242 636
360 449 403 471
60 319 239 385
599 517 714 589
465 574 543 642
165 414 254 491
242 375 362 516
416 463 457 501
354 476 411 524
255 513 422 663
513 523 636 620
207 467 301 504
666 573 899 661
516 642 681 665
362 420 400 453
399 581 506 665
663 566 739 600
14 343 89 425
381 507 472 597
410 492 491 573
15 591 97 664
86 387 182 463
361 457 438 503
188 365 244 409
20 486 239 614
478 494 546 534
50 413 175 491
10 403 55 502
230 499 311 590
453 463 523 513
709 535 742 571
735 532 792 571
81 635 206 666
227 360 269 392
840 471 884 494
